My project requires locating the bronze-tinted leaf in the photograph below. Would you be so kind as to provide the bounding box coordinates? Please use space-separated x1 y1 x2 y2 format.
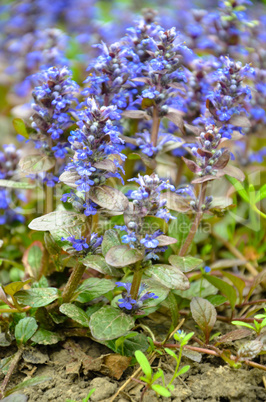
192 175 217 184
122 110 150 119
182 157 200 173
19 154 55 174
161 193 191 212
197 148 213 158
93 160 117 173
166 108 185 134
214 149 230 169
229 113 251 128
156 235 177 246
105 245 144 267
59 171 79 188
224 165 245 181
145 264 189 290
89 185 129 212
29 211 85 231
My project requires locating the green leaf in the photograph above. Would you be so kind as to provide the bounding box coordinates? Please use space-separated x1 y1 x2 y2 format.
4 376 51 397
29 211 86 231
105 245 144 267
176 365 190 376
255 184 266 203
101 229 121 256
89 306 134 341
0 355 14 375
13 118 29 139
190 297 217 342
168 214 191 252
231 321 255 331
0 179 35 189
143 216 168 233
4 279 32 297
89 185 129 211
24 243 44 279
15 317 38 345
204 275 237 310
106 332 149 356
81 255 121 277
173 278 217 300
19 154 55 174
169 255 203 272
135 350 152 380
205 295 227 306
31 328 63 345
151 384 171 397
75 278 116 303
226 176 249 202
59 303 90 327
164 347 177 359
222 271 245 304
145 264 189 290
15 288 59 308
164 291 179 332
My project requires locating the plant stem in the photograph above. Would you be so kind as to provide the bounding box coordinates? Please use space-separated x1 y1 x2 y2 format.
179 181 207 256
130 266 143 300
151 106 160 147
0 348 23 398
61 261 85 303
45 184 54 214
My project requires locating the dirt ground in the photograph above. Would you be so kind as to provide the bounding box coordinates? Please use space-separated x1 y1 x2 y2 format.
1 332 266 402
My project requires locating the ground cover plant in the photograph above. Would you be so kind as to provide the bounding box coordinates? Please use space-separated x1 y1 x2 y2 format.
0 0 266 400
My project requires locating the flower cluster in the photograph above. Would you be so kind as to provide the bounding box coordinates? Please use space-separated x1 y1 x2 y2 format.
116 282 158 312
4 27 68 97
176 185 213 212
62 97 124 195
183 124 231 182
195 57 254 138
62 232 103 254
115 173 176 260
128 173 175 221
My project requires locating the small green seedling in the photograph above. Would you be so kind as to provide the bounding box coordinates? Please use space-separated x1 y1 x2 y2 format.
135 330 194 400
232 308 266 335
135 350 172 399
65 388 95 402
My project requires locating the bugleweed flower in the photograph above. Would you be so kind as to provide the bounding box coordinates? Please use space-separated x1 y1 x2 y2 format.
116 282 158 312
62 232 103 254
83 41 133 109
128 173 175 220
115 173 176 259
63 97 125 196
29 66 79 185
135 130 180 157
0 144 25 224
4 27 68 97
196 56 254 138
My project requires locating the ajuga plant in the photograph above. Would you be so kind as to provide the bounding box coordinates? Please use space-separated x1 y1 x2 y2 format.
0 0 266 399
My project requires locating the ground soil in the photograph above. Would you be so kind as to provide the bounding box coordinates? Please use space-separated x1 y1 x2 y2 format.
1 323 266 402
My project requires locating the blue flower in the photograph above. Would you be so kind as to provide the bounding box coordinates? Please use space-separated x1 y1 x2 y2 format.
61 236 89 252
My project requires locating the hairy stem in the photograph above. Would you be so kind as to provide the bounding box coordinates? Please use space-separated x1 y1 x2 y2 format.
151 106 160 147
61 262 85 303
130 266 143 300
0 348 23 398
45 184 54 214
179 181 207 256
